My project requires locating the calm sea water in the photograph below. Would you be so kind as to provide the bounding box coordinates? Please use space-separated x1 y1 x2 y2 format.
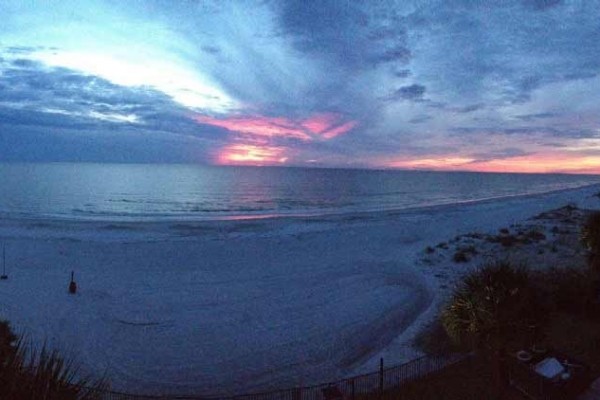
0 163 599 221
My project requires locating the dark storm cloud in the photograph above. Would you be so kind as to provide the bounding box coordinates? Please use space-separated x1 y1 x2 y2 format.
4 46 42 55
275 1 410 70
408 115 432 124
515 112 559 121
407 1 600 106
0 123 216 163
393 69 411 78
0 57 236 162
544 142 569 148
426 102 484 113
387 84 426 102
451 126 597 140
469 147 531 163
451 104 484 114
0 106 91 129
201 45 221 55
10 58 38 68
526 0 562 10
372 46 412 64
0 58 172 110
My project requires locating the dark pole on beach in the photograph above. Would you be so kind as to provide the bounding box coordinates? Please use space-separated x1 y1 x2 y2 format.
68 271 77 294
0 243 7 280
379 357 384 399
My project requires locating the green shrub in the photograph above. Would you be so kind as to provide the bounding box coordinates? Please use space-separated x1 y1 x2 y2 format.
0 320 16 361
0 321 106 400
486 234 518 247
582 211 600 271
452 251 469 263
442 261 543 350
525 229 546 242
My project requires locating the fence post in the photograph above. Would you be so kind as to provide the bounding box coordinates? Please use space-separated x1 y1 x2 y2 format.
379 357 384 399
351 378 355 400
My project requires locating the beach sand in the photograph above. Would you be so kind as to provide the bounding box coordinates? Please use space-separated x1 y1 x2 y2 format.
0 184 599 395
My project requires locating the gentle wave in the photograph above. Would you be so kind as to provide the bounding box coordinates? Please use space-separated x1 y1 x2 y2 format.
0 163 599 222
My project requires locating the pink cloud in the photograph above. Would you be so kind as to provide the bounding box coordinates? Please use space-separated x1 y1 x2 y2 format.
195 112 357 166
301 113 338 134
320 120 358 139
194 112 357 141
194 115 312 141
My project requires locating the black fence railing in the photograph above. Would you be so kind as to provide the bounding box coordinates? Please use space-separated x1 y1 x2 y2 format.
86 353 468 400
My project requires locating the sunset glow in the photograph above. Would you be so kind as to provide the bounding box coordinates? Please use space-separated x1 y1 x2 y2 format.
197 113 357 166
470 155 600 174
387 154 600 174
216 144 288 165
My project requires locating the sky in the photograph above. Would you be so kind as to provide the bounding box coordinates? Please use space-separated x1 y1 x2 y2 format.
1 0 600 173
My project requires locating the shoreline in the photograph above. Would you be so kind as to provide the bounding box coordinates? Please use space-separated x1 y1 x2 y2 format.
0 181 599 228
0 182 599 242
0 183 599 394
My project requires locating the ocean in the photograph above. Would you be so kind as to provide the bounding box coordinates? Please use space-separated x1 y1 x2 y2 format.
0 162 599 221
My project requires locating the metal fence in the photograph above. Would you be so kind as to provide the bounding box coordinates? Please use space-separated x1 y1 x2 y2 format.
88 353 468 400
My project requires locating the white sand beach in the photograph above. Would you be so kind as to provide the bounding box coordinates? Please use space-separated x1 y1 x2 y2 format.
0 184 599 396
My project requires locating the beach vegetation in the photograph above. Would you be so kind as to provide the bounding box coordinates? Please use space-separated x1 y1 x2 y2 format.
551 225 564 235
581 211 600 269
524 229 546 242
452 245 477 263
452 250 468 263
483 227 546 248
409 206 600 398
580 211 600 311
441 261 543 393
442 261 541 350
485 234 517 247
464 232 484 240
0 320 106 400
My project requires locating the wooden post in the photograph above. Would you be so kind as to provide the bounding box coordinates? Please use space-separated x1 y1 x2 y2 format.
351 378 355 400
0 243 7 280
379 357 384 399
69 271 77 294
